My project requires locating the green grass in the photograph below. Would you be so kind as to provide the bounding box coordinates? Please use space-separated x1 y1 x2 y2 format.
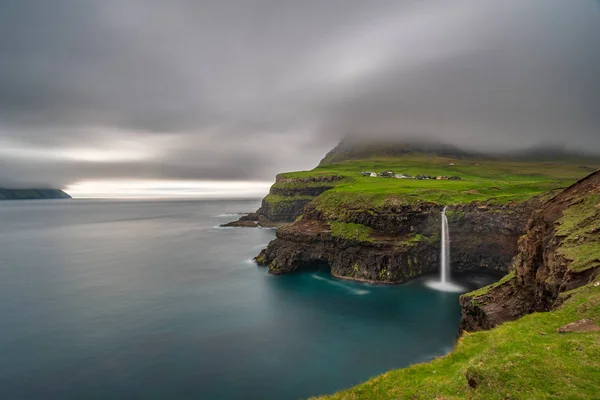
277 155 596 207
262 193 317 208
556 194 600 272
466 272 516 298
271 178 348 191
330 221 374 243
314 279 600 400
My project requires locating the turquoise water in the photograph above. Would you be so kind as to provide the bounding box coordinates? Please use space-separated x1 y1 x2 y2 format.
0 199 499 399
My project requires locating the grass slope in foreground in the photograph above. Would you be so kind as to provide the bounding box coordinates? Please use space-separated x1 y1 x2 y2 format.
276 155 597 206
314 279 600 400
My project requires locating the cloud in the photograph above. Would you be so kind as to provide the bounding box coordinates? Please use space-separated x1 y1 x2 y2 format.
0 0 599 188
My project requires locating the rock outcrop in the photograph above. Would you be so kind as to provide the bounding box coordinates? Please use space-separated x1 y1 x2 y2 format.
460 170 600 331
255 198 539 283
224 175 345 227
255 217 438 283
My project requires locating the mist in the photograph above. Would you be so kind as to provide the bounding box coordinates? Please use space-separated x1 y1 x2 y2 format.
1 0 599 189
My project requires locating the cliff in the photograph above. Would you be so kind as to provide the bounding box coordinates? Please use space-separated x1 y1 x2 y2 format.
224 174 346 227
257 175 345 224
256 199 538 283
247 142 597 282
0 188 71 200
460 170 600 331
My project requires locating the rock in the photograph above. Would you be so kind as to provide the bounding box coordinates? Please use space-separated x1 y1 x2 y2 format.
557 318 600 333
239 212 259 222
220 220 258 228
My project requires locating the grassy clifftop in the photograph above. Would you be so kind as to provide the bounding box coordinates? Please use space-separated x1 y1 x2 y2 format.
274 154 597 209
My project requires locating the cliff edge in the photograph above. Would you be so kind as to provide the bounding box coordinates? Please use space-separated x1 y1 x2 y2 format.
460 169 600 331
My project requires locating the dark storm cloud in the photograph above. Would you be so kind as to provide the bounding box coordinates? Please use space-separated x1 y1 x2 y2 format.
1 0 599 187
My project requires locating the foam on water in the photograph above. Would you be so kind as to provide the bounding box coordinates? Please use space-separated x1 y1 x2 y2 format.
424 280 465 293
212 225 235 229
312 274 371 295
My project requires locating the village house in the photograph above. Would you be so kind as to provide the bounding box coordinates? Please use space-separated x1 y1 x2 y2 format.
359 171 461 181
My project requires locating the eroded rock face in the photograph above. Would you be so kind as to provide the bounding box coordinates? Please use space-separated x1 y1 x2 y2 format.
255 199 538 284
460 171 600 332
255 219 437 283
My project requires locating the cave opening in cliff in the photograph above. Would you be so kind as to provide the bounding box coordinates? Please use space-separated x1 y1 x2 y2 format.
292 259 331 273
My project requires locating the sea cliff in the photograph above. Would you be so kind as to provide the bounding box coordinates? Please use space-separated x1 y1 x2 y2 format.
315 168 600 400
255 199 538 283
460 170 600 331
233 141 600 398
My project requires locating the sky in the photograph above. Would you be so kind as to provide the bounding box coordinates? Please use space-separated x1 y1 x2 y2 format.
1 0 599 197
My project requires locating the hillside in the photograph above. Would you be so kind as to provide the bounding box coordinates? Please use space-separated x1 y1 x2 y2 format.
319 136 600 166
257 150 597 227
0 188 71 200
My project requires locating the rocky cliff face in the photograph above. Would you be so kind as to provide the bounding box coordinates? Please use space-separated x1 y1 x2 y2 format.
255 198 538 283
460 170 600 331
255 217 438 283
224 175 344 226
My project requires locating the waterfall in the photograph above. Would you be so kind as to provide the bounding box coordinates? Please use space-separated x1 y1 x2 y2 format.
425 206 464 292
440 206 450 283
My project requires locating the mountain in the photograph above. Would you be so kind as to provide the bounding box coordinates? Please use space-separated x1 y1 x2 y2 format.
319 137 481 165
319 136 600 166
0 188 72 200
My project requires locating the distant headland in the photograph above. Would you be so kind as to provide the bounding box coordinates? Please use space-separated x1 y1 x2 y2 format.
0 188 71 201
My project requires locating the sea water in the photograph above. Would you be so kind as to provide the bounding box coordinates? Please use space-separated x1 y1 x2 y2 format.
0 199 499 399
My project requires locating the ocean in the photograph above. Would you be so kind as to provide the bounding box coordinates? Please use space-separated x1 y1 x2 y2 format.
0 199 499 399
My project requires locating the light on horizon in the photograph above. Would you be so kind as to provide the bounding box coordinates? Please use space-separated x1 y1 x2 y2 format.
65 180 272 199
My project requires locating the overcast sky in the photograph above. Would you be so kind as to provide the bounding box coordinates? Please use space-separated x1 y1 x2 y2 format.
1 0 599 192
